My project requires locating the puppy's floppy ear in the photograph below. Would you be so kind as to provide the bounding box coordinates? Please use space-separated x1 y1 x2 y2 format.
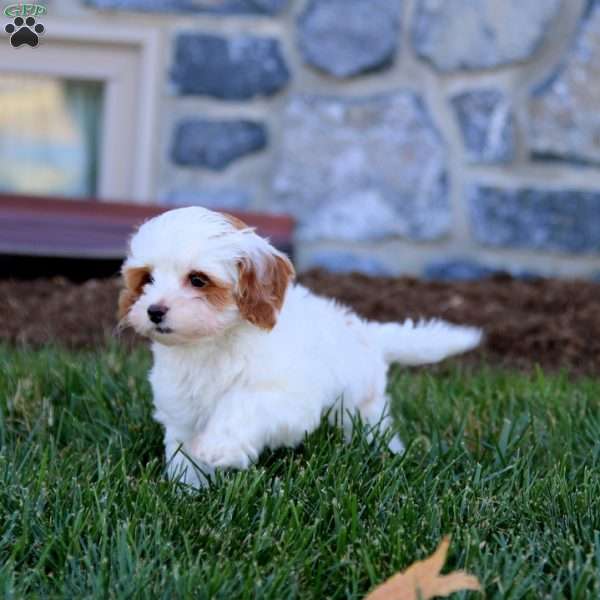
117 266 151 321
236 250 295 331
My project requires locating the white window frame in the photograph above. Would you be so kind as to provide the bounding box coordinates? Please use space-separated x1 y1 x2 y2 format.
0 20 162 203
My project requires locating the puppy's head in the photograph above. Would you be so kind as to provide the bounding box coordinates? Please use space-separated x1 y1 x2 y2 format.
118 207 295 346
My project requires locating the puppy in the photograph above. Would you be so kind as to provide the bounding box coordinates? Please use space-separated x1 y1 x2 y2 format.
119 207 481 488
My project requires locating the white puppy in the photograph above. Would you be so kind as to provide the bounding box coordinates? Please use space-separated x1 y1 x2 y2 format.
119 207 481 488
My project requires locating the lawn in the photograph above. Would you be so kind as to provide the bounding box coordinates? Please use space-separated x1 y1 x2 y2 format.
1 344 599 599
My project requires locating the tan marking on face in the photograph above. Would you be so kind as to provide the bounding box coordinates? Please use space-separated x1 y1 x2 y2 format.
200 277 235 311
118 266 152 320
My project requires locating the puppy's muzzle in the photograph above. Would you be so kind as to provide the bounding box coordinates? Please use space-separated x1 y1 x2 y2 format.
148 304 168 324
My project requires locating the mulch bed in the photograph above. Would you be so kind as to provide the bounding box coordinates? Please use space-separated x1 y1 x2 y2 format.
2 271 598 376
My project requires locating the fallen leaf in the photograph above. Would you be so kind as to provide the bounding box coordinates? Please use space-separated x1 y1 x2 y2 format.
364 537 481 600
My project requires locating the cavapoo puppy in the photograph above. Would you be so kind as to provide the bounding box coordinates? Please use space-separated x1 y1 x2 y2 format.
119 207 481 488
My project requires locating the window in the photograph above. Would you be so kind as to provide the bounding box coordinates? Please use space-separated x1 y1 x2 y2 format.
0 21 161 203
0 75 104 197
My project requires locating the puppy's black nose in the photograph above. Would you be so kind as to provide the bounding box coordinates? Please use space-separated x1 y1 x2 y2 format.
148 305 168 324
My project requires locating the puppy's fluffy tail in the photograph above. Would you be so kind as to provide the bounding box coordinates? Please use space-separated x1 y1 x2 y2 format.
372 319 482 366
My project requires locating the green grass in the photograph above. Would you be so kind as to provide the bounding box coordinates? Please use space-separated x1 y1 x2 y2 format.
1 345 600 599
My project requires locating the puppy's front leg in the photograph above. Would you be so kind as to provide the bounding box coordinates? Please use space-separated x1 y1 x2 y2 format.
190 432 259 471
165 437 214 488
190 390 310 472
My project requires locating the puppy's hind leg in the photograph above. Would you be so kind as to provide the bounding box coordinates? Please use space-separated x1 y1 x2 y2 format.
357 391 404 454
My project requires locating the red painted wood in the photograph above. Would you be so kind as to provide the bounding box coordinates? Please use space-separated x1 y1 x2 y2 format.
0 193 295 259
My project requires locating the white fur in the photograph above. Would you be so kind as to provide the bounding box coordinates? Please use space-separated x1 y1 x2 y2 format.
122 207 482 488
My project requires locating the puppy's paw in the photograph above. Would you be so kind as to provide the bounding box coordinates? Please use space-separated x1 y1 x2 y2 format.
191 436 257 470
388 434 405 454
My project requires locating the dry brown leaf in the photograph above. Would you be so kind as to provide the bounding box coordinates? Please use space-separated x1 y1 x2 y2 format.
364 537 482 600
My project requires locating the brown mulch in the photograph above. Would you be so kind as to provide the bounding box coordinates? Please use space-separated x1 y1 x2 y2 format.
300 271 598 375
1 270 598 375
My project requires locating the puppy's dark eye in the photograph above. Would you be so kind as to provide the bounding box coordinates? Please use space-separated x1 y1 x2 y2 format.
143 273 154 286
189 272 209 288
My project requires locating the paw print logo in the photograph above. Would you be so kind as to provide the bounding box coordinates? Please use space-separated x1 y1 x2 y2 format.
5 16 44 47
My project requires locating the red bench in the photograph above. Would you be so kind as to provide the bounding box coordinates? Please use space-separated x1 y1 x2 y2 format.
0 194 295 259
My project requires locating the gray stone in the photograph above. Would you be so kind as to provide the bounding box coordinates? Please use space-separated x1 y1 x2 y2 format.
171 34 290 99
305 252 392 276
171 119 267 170
412 0 561 72
530 2 600 165
424 259 540 281
85 0 288 15
164 188 252 210
469 185 600 254
451 89 516 164
273 92 450 242
297 190 406 242
297 0 401 78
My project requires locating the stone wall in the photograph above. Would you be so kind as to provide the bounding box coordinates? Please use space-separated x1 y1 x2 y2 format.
55 0 600 277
